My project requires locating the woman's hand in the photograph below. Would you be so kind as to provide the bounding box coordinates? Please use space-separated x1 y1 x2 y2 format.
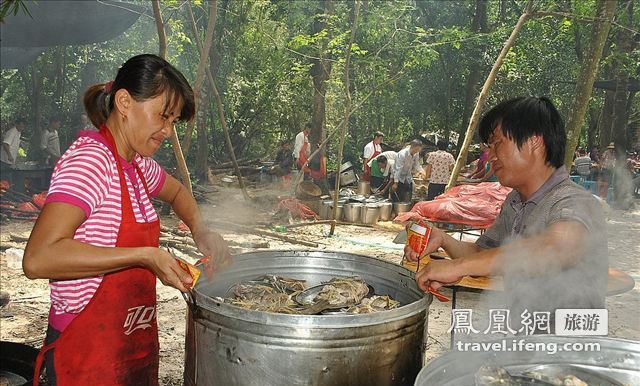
142 247 193 292
193 229 233 270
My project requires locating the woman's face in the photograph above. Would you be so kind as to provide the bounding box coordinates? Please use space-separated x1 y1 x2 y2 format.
125 92 182 157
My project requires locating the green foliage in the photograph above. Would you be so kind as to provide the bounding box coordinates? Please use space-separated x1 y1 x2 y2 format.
1 0 637 172
0 0 32 22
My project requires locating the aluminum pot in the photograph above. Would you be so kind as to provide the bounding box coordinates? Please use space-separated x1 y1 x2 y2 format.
393 202 413 217
415 336 640 386
184 250 430 386
357 181 371 196
362 203 381 224
320 200 333 219
379 202 393 221
344 203 364 223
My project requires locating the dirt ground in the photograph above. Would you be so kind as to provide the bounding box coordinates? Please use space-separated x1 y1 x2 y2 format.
1 186 638 385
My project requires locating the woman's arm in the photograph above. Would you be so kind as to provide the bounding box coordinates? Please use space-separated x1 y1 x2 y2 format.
157 175 231 264
23 202 192 291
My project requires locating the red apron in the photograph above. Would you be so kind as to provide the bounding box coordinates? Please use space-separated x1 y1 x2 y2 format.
363 143 381 182
297 139 310 171
33 127 160 386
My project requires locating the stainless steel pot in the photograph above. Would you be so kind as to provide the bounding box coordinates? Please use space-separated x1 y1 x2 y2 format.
357 181 371 196
344 203 364 223
332 204 344 220
393 202 413 217
184 250 430 386
362 203 381 224
320 200 333 219
415 336 640 386
379 202 393 221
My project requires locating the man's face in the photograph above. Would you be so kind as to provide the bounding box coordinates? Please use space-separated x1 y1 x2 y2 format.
50 121 61 131
374 135 383 145
282 143 290 150
410 145 422 155
16 123 25 132
487 125 533 189
377 160 387 169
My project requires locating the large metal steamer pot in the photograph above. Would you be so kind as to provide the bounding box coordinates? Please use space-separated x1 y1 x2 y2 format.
184 250 431 386
415 336 640 386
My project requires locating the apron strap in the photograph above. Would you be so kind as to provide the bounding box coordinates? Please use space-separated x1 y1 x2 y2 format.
33 342 56 386
98 125 153 216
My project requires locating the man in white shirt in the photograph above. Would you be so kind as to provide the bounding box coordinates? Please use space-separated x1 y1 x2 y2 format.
424 140 456 200
362 131 384 181
293 123 311 172
392 139 424 202
41 116 62 167
367 150 397 194
1 118 26 169
1 118 27 183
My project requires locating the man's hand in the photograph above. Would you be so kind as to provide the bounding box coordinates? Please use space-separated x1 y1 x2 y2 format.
392 182 398 192
403 226 446 262
415 259 463 292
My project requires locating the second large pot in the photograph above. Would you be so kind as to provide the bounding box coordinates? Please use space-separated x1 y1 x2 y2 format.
184 250 430 386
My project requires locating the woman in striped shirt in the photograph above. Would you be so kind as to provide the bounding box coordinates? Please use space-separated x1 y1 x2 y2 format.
23 54 230 386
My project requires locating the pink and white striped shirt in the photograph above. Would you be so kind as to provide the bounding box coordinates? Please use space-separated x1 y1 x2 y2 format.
45 131 166 331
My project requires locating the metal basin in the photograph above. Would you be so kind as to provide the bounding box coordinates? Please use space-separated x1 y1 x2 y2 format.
184 250 431 386
393 202 413 217
415 336 640 386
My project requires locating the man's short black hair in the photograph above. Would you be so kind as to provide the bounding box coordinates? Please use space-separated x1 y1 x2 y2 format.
376 155 387 164
436 140 448 151
374 131 384 138
15 117 26 125
479 96 566 168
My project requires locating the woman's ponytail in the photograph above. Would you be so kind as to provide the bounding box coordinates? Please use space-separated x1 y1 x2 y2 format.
83 83 111 128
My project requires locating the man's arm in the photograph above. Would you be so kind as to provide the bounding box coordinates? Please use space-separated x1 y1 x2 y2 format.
2 142 13 163
415 221 589 291
424 164 432 180
412 154 423 175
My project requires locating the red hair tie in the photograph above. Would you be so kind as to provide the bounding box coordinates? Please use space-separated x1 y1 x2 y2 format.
104 81 114 94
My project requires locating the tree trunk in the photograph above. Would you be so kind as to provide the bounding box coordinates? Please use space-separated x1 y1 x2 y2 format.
152 1 167 58
190 1 250 200
152 0 193 196
610 0 635 205
457 0 488 156
330 0 360 236
309 0 334 147
598 89 616 148
195 97 209 180
183 0 217 154
446 1 534 190
563 0 616 169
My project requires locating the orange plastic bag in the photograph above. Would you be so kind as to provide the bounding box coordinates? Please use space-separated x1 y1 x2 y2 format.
406 221 431 257
176 259 201 289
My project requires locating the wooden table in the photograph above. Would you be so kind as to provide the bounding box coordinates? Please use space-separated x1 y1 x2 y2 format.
402 253 635 347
